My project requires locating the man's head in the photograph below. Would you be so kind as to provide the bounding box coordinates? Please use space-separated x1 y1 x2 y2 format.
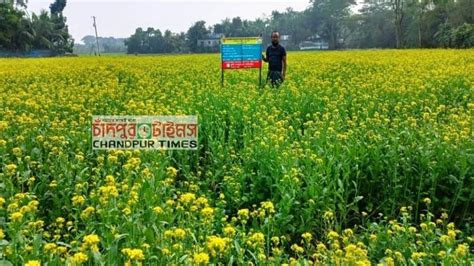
271 31 280 46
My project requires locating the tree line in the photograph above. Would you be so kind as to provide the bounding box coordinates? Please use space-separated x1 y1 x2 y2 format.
126 0 473 54
0 0 73 55
1 0 471 55
74 35 127 55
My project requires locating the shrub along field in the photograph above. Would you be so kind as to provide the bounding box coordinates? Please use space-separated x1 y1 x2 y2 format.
0 50 473 265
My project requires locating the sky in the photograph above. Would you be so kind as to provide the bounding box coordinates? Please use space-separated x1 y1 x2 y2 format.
26 0 313 43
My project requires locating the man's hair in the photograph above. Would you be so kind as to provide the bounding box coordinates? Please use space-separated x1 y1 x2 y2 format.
271 31 280 37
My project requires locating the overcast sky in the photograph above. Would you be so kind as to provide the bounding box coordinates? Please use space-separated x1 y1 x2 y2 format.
27 0 314 43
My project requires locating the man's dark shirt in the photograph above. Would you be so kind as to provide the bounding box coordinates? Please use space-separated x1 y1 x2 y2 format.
266 44 286 72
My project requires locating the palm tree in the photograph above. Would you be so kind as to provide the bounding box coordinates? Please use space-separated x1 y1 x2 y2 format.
30 10 54 49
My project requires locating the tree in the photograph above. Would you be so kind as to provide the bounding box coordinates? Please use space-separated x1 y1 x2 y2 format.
434 23 452 47
230 17 243 36
186 21 209 53
213 23 225 34
75 35 126 54
412 0 433 47
362 0 418 48
30 10 55 49
391 0 405 48
265 8 312 49
309 0 356 49
49 0 66 14
125 27 186 54
454 0 473 24
350 1 395 48
2 0 28 8
48 0 73 54
125 28 144 54
452 23 474 48
0 3 32 51
1 0 73 54
124 0 473 53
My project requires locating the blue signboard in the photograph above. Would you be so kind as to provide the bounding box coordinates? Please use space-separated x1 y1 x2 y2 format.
221 37 262 69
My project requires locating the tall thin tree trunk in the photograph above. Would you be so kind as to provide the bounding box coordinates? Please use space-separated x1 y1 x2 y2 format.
329 22 337 50
418 16 422 48
418 3 425 48
395 24 400 48
393 0 404 49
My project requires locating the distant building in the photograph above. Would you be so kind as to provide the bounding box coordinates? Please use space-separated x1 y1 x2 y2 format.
279 34 291 47
299 35 329 50
197 33 224 47
299 41 329 50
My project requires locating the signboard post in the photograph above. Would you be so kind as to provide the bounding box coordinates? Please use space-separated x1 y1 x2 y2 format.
220 37 263 88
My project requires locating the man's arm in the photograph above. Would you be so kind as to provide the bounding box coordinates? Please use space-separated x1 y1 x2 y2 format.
262 49 268 62
282 55 287 80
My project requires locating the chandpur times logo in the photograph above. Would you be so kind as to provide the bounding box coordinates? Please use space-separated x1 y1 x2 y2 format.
91 116 198 150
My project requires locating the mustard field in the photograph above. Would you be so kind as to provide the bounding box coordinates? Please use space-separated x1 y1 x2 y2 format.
0 50 473 265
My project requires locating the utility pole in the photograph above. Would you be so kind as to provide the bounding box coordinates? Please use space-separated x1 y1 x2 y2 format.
92 16 100 56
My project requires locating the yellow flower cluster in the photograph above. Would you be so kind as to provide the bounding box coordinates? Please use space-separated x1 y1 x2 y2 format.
206 235 230 257
122 248 145 260
81 234 100 252
192 252 209 264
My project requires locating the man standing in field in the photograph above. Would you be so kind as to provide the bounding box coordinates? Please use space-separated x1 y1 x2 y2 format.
262 31 287 87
